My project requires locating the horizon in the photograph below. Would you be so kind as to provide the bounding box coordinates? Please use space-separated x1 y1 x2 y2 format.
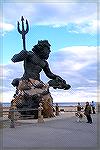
2 101 97 104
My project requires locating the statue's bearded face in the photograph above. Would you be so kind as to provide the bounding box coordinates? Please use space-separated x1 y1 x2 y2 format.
39 46 51 60
32 42 51 60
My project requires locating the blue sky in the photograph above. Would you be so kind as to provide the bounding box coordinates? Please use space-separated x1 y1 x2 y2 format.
0 0 99 103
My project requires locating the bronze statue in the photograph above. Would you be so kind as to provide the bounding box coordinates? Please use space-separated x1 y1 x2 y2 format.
11 40 70 88
10 16 71 119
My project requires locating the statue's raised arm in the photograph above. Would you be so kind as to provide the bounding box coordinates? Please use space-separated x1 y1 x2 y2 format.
11 50 28 62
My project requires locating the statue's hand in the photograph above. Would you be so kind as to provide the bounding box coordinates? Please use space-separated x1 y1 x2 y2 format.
48 78 71 90
56 76 66 84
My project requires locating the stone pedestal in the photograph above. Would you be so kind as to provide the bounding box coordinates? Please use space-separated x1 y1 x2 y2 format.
9 79 54 119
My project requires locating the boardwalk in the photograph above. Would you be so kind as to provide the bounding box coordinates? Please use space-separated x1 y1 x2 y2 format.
1 112 100 150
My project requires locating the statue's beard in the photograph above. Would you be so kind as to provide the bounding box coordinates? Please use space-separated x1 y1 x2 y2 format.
39 53 49 60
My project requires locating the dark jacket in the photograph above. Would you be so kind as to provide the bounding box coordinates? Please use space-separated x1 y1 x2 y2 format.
84 105 91 115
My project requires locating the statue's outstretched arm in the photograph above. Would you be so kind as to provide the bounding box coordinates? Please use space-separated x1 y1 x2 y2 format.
43 61 71 90
43 61 65 82
11 50 28 62
43 61 57 79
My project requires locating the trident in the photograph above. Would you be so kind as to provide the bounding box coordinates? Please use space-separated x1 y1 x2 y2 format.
17 16 29 50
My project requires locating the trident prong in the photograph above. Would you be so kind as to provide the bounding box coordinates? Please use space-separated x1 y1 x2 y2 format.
17 16 29 50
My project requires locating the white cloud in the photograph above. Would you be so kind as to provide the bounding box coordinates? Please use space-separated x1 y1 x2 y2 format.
0 22 14 31
72 63 87 71
1 90 15 103
0 62 23 80
60 46 96 57
1 2 98 34
51 46 97 72
0 22 15 36
50 87 97 103
86 79 97 84
68 19 99 34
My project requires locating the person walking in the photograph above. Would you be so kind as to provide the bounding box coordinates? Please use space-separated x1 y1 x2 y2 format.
84 102 92 124
76 102 83 122
91 101 96 114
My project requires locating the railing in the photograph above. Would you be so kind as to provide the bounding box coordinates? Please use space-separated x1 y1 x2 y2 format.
0 103 44 128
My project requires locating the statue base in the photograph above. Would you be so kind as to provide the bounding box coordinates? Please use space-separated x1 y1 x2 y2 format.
9 79 55 119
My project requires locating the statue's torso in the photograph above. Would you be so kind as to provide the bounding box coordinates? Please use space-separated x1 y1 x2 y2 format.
23 51 46 80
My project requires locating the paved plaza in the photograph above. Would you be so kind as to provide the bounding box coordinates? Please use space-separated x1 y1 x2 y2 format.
0 113 100 150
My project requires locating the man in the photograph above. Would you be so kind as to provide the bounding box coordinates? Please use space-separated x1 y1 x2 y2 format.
91 101 96 114
84 102 92 124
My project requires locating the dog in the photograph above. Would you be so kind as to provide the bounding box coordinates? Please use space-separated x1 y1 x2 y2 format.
75 112 83 122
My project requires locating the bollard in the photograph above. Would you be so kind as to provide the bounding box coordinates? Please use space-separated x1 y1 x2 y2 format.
38 103 44 123
10 109 15 128
10 102 16 128
55 103 59 116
